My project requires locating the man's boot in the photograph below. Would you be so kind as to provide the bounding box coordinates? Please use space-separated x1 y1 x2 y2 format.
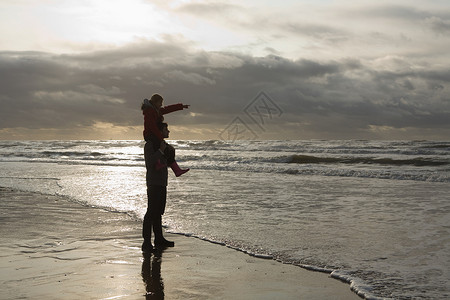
142 213 154 252
153 215 175 248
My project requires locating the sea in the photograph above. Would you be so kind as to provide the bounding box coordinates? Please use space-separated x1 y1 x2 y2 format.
0 139 448 299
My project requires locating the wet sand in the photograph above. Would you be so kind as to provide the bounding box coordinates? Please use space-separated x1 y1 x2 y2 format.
0 187 360 299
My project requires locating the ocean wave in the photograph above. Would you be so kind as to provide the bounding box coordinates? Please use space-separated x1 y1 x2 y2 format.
419 143 450 149
1 140 448 184
42 150 106 157
288 154 449 166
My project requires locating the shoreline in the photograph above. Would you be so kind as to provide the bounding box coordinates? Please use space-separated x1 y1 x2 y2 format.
0 187 360 299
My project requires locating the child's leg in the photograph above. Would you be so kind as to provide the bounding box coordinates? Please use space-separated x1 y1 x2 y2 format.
148 135 166 170
164 144 189 177
164 144 175 165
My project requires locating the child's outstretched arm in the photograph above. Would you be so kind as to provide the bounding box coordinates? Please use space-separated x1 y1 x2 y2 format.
160 103 189 115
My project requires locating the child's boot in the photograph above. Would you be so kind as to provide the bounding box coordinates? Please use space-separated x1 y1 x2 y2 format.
170 161 189 177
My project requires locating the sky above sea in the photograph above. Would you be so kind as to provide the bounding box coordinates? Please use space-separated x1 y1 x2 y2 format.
1 0 449 140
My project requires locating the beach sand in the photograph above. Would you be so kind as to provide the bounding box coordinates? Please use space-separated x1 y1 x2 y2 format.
0 187 360 299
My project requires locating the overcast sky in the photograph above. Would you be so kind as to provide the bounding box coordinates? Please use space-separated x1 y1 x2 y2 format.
1 0 449 140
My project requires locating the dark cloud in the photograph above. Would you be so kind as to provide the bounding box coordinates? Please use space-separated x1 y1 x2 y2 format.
426 16 450 35
0 39 449 139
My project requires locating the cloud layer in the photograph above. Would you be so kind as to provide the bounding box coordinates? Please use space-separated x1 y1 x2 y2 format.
0 1 449 140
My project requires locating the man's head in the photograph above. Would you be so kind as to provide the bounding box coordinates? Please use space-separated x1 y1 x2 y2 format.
158 122 169 139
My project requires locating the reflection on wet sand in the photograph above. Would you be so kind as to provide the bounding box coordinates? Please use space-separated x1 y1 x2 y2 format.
142 249 165 299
